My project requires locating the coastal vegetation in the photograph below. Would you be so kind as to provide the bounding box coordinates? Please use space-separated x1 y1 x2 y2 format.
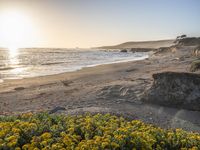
190 59 200 72
176 37 200 46
0 113 199 150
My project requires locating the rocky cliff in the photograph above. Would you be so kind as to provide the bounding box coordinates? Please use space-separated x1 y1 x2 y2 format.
142 72 200 111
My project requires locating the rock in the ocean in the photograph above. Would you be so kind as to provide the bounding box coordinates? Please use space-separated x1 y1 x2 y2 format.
120 49 128 52
142 72 200 111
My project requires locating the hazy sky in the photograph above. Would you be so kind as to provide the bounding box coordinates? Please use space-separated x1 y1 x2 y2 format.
0 0 200 48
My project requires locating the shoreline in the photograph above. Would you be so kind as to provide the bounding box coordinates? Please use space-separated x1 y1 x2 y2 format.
0 56 150 93
0 46 200 132
0 52 149 84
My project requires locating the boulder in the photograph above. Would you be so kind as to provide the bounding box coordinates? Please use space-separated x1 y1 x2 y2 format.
49 106 66 114
120 49 128 52
191 45 200 57
142 72 200 111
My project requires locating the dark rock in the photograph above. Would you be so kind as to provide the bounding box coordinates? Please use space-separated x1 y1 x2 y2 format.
179 57 185 61
142 72 200 111
14 87 25 91
49 106 66 114
62 80 73 86
120 49 128 52
130 48 155 52
126 68 138 72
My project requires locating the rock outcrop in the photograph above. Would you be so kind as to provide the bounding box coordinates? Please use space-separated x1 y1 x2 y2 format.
191 45 200 57
142 72 200 111
130 48 155 52
154 46 177 54
120 49 128 52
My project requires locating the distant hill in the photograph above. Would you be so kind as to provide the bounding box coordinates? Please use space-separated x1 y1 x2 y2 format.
98 39 175 49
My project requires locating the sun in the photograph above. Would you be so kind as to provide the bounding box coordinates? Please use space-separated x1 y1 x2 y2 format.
0 9 36 50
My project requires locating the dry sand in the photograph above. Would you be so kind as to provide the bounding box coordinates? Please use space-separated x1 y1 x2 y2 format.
0 46 200 132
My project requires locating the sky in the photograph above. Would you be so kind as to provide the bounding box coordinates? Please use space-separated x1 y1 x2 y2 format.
0 0 200 48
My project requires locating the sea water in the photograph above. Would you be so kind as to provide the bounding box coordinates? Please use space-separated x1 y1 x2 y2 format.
0 48 149 82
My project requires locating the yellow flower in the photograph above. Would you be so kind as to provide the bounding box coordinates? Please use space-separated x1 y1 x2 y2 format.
41 140 48 146
21 112 33 119
12 128 21 133
7 141 17 147
111 142 119 148
41 132 52 140
29 123 37 130
189 147 198 150
6 135 17 142
101 142 109 148
68 127 74 133
22 144 31 150
0 113 200 149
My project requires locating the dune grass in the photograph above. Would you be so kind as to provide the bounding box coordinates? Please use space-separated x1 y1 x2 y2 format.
0 113 199 150
190 59 200 72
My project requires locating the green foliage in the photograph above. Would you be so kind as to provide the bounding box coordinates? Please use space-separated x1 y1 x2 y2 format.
176 37 200 46
0 113 199 150
190 59 200 72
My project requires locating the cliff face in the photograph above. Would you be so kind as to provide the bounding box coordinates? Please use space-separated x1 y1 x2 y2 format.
142 72 200 111
191 45 200 57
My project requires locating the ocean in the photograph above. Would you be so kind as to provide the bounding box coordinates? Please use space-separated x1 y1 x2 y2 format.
0 48 149 82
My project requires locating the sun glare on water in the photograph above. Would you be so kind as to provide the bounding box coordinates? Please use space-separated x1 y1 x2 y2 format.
8 46 18 55
9 46 18 51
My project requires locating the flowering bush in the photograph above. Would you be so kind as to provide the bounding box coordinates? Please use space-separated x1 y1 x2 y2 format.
0 113 199 150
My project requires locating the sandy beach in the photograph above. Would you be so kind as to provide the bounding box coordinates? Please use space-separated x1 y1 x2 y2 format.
1 1 200 149
0 45 200 132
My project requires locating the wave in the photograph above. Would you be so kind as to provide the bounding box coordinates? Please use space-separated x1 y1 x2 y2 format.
41 62 65 66
0 67 14 71
0 49 149 82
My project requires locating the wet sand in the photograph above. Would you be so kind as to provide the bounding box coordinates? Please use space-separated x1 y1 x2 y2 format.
0 46 200 132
